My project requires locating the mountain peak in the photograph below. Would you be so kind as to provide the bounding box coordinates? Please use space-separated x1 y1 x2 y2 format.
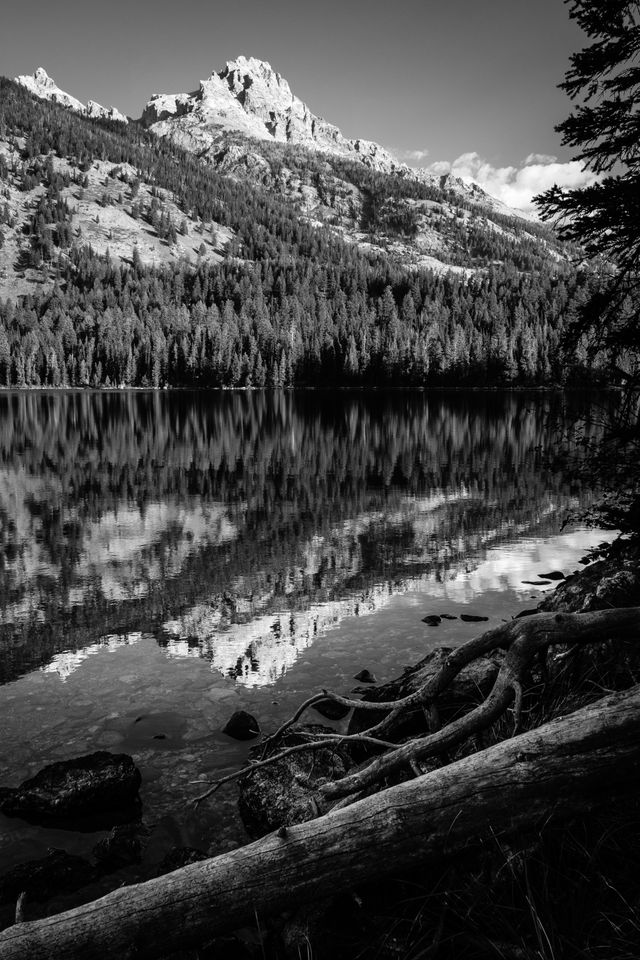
15 68 127 124
222 55 279 78
16 67 85 112
33 67 54 86
142 55 398 172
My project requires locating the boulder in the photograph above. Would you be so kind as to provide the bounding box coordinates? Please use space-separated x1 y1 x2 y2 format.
353 670 377 684
238 725 354 839
348 646 502 738
0 850 95 905
93 822 149 872
157 846 208 875
539 550 640 614
0 752 141 828
222 710 261 741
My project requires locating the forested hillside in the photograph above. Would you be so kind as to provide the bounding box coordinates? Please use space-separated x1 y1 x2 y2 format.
0 78 600 388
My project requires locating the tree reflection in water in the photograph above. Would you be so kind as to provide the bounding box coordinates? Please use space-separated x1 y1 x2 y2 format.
0 390 602 685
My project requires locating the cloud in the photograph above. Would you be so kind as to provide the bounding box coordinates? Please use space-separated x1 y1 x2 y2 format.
393 147 431 164
426 160 451 176
426 151 600 214
524 152 558 165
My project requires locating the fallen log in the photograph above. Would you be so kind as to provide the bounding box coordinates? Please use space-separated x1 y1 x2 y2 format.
2 683 640 960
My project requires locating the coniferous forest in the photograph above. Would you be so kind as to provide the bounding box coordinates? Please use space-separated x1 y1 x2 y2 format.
0 78 601 389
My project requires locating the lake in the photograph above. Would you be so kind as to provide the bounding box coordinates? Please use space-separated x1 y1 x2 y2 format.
0 390 612 892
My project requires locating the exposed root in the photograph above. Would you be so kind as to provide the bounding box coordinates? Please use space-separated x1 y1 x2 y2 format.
511 680 524 736
192 732 394 807
194 608 640 814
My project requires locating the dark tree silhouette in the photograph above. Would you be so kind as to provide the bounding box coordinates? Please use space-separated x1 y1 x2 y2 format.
537 0 640 537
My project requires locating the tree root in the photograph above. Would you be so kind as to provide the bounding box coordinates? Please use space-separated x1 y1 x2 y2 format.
193 608 640 813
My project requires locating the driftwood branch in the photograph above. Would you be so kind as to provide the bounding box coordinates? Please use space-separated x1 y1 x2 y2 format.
2 684 640 960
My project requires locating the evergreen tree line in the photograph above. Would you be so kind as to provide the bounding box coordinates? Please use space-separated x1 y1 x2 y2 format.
0 78 601 389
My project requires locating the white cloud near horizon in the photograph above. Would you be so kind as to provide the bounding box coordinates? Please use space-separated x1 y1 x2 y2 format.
393 147 431 164
424 151 600 214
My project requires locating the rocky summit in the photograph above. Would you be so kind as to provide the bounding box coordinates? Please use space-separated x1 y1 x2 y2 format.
14 67 128 123
141 55 400 172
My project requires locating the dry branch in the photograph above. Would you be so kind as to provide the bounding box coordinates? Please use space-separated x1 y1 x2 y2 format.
2 683 640 960
195 608 640 812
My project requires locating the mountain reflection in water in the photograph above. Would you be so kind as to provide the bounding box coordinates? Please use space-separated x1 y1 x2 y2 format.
0 390 602 686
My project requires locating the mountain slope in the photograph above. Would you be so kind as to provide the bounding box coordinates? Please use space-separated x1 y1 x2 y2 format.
15 67 128 123
0 74 598 391
139 57 561 273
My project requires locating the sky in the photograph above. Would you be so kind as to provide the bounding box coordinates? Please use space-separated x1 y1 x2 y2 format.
1 0 594 211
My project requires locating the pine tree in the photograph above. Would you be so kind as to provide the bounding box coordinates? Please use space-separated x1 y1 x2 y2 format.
536 0 640 535
536 0 640 376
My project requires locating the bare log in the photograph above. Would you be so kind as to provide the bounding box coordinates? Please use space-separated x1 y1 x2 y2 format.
2 683 640 960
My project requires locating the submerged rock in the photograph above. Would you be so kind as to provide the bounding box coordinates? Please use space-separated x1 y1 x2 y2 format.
223 710 261 741
93 822 149 872
157 846 208 875
0 850 95 905
0 752 142 828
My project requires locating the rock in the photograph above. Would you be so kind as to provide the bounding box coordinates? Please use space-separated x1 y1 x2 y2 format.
15 69 128 123
422 615 442 626
93 822 149 872
539 549 640 614
311 698 351 721
0 850 95 905
15 67 85 112
238 725 354 838
223 710 261 741
538 571 566 580
353 670 377 683
121 712 186 749
0 752 142 828
460 614 489 623
348 646 502 738
85 99 128 124
141 56 401 175
157 846 208 875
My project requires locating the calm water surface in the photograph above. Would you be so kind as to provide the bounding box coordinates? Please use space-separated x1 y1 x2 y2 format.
0 391 612 890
